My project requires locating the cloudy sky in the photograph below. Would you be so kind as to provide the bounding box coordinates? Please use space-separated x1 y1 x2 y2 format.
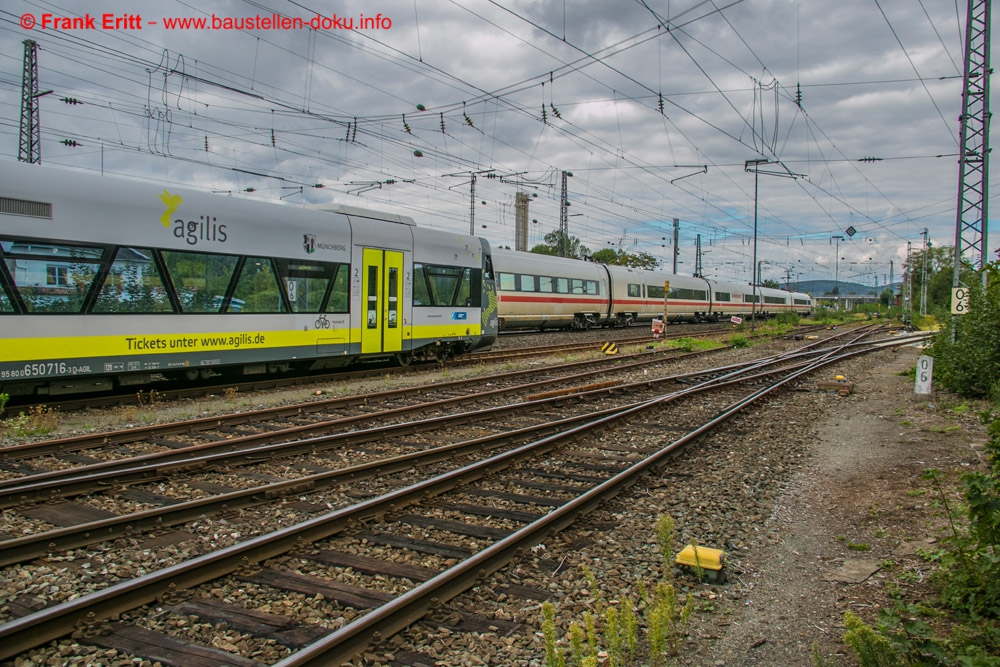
1 0 993 288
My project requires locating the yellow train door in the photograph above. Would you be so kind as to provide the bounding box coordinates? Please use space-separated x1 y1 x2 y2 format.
361 248 403 354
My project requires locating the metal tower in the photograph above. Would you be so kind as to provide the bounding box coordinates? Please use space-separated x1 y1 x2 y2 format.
558 170 571 257
694 234 703 278
19 40 41 164
953 0 992 283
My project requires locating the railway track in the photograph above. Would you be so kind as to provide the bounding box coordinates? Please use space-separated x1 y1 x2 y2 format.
0 328 891 563
0 324 860 503
5 322 826 415
0 325 928 665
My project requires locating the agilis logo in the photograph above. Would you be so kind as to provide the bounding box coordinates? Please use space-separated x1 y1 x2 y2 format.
303 234 316 254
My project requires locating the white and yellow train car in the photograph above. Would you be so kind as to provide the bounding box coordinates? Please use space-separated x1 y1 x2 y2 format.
0 161 497 395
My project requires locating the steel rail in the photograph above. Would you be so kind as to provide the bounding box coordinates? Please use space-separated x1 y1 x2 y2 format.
0 344 723 462
0 331 915 661
10 323 742 414
0 336 882 565
2 321 844 456
0 323 879 466
0 327 900 507
274 331 921 666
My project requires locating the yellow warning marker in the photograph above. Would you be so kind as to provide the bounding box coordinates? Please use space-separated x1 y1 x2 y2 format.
676 544 726 581
835 375 846 381
601 342 619 355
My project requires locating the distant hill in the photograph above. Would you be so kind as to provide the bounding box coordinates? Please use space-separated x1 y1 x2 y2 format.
792 280 901 297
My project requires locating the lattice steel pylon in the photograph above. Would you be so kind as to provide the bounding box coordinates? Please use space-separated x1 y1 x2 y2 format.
953 0 992 284
19 40 41 164
558 170 570 257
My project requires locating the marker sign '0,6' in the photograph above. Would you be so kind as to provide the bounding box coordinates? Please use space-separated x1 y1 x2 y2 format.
952 287 970 315
914 355 933 395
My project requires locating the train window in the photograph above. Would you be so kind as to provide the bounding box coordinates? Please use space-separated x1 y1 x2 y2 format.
428 266 465 304
648 285 665 299
517 274 536 292
668 287 707 301
498 272 516 291
714 292 731 302
366 265 378 328
325 265 350 313
743 294 761 303
794 298 810 305
231 257 288 313
452 269 474 307
627 284 641 298
764 296 787 305
426 266 468 306
414 263 477 307
1 241 102 313
413 266 432 306
556 277 569 294
92 248 173 313
163 250 238 313
387 267 398 328
538 276 554 293
468 269 482 308
274 260 341 313
570 279 584 294
585 280 599 295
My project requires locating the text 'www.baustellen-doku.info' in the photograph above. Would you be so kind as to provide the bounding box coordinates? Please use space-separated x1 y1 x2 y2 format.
19 12 392 31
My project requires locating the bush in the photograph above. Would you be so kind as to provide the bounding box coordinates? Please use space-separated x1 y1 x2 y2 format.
775 311 800 326
809 307 850 325
927 267 1000 398
730 335 750 348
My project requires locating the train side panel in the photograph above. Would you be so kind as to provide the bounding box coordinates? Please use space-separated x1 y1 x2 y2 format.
606 266 709 324
0 162 493 394
407 226 491 358
492 249 609 330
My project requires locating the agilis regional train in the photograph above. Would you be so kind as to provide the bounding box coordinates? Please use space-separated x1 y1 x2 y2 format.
0 162 810 396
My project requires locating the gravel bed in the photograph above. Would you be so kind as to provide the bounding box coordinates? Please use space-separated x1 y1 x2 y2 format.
0 329 872 665
344 347 905 666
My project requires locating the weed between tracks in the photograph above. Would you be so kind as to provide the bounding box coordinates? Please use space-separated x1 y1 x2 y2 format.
0 403 58 438
540 515 699 667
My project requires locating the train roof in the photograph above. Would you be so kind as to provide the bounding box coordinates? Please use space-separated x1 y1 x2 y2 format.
306 203 416 226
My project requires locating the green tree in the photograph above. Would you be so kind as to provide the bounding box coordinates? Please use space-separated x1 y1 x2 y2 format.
879 289 894 308
905 245 975 316
589 248 618 264
761 278 780 289
589 248 658 269
531 230 590 260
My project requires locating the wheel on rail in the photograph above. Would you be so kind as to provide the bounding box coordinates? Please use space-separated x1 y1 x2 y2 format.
396 352 415 367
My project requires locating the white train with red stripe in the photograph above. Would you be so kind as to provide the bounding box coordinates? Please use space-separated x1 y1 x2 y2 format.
492 248 811 330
